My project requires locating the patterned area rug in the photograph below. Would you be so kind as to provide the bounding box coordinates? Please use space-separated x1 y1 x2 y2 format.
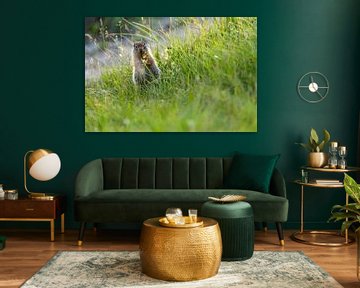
21 251 342 288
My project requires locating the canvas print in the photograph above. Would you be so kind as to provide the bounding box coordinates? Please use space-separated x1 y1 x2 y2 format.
85 17 257 132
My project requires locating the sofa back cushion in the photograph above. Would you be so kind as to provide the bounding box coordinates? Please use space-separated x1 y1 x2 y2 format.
102 157 233 189
223 153 280 193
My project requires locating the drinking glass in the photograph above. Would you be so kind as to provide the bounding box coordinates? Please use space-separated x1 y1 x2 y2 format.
166 208 183 224
188 209 198 223
300 169 308 183
174 216 185 225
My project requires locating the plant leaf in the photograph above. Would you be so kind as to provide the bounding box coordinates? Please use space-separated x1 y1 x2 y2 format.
323 129 330 144
341 220 358 234
317 140 325 152
308 137 317 152
344 173 360 204
310 128 319 144
331 203 360 215
295 142 312 152
343 205 360 215
329 211 357 221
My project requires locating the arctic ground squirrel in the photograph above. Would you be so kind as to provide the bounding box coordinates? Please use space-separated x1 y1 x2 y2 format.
132 41 161 85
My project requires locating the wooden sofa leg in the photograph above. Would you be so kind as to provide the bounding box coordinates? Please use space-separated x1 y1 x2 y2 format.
276 222 285 246
262 222 268 232
78 222 86 246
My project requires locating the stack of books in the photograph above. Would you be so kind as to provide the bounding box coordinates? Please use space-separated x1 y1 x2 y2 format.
314 179 341 185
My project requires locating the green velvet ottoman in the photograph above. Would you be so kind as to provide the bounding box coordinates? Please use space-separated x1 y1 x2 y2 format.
201 201 254 261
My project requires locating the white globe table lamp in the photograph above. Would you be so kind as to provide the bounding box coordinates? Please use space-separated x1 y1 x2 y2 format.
24 149 61 199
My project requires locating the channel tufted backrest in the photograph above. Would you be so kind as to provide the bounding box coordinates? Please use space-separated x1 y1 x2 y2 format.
102 158 233 189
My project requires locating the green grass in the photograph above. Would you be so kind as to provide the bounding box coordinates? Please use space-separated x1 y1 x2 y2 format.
85 17 257 132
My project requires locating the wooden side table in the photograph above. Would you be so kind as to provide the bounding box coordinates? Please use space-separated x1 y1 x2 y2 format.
0 195 66 241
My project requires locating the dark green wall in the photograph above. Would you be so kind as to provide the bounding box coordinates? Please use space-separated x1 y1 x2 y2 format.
1 0 359 230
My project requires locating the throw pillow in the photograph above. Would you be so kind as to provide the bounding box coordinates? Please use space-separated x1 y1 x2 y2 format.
223 152 280 193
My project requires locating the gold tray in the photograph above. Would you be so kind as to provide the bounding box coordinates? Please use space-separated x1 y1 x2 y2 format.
208 194 246 203
159 216 204 228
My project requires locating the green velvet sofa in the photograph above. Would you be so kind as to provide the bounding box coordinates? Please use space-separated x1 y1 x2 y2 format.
74 157 288 245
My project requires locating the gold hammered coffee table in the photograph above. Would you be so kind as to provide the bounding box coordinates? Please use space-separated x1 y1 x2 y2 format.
139 217 222 281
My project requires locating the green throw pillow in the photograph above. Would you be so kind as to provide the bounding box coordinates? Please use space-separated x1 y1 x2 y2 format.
224 153 280 193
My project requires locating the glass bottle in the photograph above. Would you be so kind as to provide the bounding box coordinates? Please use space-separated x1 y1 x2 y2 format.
0 184 4 199
337 146 347 169
6 189 18 200
328 142 338 169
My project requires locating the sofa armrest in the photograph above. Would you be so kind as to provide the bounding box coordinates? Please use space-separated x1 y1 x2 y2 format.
75 159 104 199
269 168 287 198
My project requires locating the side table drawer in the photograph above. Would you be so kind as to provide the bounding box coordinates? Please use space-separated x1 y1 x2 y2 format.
2 201 55 218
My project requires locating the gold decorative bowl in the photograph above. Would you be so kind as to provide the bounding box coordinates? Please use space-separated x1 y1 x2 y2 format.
208 194 246 203
159 216 204 228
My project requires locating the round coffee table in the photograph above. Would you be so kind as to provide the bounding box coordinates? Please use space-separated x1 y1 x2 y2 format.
139 217 222 281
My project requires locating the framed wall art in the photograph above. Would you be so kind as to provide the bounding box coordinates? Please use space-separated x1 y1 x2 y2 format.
85 17 257 132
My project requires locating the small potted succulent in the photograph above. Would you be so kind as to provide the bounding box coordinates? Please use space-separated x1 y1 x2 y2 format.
296 128 330 167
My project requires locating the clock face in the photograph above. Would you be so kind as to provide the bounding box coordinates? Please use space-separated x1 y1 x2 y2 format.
297 72 329 103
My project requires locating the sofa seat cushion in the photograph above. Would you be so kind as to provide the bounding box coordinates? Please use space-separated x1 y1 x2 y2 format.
77 189 280 202
75 189 288 222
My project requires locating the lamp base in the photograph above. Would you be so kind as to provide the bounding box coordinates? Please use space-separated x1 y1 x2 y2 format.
28 193 55 200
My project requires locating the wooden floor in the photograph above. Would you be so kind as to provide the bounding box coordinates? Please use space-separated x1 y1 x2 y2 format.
0 228 358 288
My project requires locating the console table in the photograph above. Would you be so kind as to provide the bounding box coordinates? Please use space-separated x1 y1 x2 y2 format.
0 195 66 241
291 166 359 246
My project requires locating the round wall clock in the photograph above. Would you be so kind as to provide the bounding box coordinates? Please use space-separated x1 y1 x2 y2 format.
297 72 329 103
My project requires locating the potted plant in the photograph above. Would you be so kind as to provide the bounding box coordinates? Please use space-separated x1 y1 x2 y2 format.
296 128 330 167
329 173 360 279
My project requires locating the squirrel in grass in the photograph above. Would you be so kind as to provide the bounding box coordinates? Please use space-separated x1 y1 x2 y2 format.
132 41 161 85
